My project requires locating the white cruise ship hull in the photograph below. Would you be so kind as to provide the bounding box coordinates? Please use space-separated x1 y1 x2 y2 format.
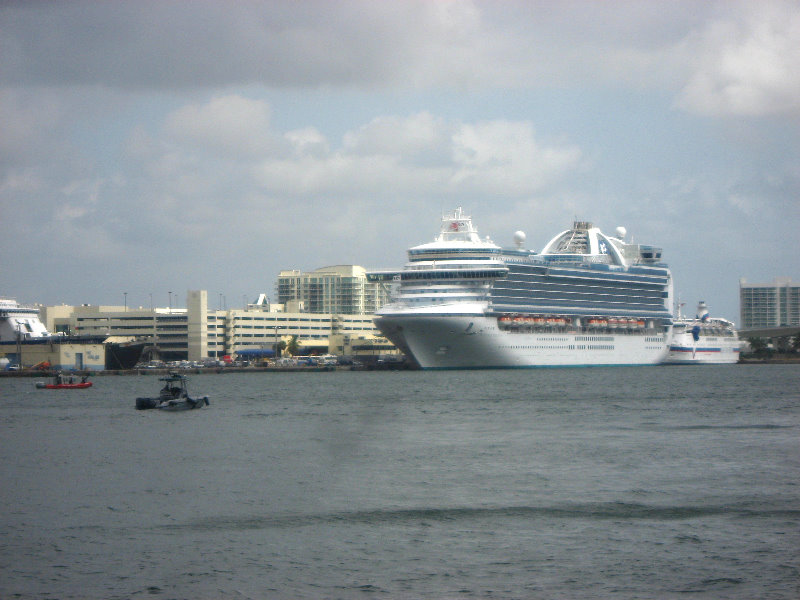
665 334 740 364
376 311 668 369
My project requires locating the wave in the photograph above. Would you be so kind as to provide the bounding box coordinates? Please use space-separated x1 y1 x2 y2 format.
164 501 800 532
639 423 793 431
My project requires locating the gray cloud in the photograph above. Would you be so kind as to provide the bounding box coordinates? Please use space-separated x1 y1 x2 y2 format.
4 0 797 117
1 1 443 89
1 0 798 319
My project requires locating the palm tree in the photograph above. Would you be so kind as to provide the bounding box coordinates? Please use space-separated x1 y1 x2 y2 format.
746 337 768 357
286 335 300 357
774 336 792 354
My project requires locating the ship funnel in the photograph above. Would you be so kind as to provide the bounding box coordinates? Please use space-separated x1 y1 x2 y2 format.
696 301 709 322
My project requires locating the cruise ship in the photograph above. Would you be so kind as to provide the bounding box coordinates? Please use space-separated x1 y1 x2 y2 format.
0 298 51 342
665 301 740 364
369 208 673 369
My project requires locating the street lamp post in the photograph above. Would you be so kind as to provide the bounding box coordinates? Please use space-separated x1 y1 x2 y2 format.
168 291 172 313
123 292 127 312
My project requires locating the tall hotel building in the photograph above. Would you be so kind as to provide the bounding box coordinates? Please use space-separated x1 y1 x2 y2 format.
277 265 389 315
739 278 800 328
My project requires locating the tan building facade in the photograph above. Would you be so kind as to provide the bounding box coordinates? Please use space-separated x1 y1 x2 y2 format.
41 289 398 363
0 340 105 371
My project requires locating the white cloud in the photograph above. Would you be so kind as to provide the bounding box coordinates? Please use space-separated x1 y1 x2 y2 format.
164 94 277 157
675 1 800 117
727 193 762 217
345 113 444 154
252 113 580 200
0 168 44 195
451 121 581 195
285 127 330 158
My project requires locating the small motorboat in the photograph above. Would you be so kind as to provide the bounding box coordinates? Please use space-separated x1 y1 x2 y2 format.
36 374 92 389
135 372 209 411
36 382 93 389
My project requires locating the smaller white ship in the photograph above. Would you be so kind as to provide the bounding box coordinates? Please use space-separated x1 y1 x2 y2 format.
0 298 51 342
666 301 740 364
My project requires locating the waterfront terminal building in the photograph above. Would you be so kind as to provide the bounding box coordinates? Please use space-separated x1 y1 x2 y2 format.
40 291 397 365
34 264 398 367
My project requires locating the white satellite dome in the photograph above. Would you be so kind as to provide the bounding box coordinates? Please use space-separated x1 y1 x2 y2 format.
513 230 526 248
615 226 627 239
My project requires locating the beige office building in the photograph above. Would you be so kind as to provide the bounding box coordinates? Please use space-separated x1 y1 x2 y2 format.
42 288 397 363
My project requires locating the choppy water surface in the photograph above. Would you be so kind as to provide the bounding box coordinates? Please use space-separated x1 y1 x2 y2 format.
1 365 799 599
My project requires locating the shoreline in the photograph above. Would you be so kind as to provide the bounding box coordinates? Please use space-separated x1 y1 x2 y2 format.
737 356 800 364
0 364 411 378
2 357 799 378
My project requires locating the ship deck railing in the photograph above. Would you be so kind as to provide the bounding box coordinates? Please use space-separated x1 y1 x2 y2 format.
403 261 507 271
498 323 662 335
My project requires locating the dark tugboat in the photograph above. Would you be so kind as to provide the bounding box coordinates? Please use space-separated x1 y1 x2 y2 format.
135 372 209 411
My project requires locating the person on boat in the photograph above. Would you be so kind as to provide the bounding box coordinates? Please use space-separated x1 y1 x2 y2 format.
55 371 63 384
159 381 181 399
81 375 88 383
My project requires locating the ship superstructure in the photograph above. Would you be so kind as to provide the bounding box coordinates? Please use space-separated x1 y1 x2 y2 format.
369 208 673 368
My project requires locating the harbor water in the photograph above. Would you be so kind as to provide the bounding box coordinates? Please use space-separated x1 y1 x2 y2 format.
1 365 799 599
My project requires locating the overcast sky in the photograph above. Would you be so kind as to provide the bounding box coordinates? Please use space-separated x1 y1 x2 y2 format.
2 0 798 321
